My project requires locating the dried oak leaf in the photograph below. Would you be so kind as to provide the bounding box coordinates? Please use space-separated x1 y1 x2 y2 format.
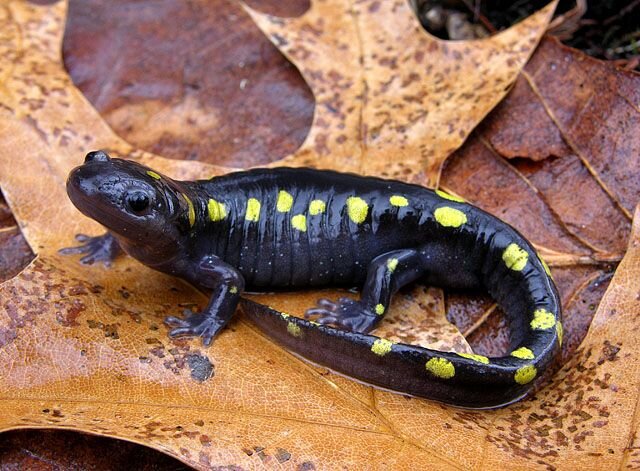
2 0 640 469
441 37 637 365
62 0 314 168
245 0 557 185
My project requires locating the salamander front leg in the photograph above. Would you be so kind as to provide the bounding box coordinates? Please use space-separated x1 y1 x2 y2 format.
164 256 244 346
59 232 122 266
305 248 423 333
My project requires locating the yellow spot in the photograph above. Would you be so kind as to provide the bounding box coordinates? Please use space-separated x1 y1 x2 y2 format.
291 214 307 232
287 322 302 337
309 199 326 215
280 312 290 319
434 207 467 228
387 258 399 272
531 308 556 330
229 286 238 294
182 194 195 227
309 320 320 326
389 195 408 207
515 364 537 385
277 190 293 212
436 189 465 203
511 347 535 360
371 338 394 356
245 198 261 222
207 198 227 222
346 196 369 224
375 304 385 315
457 352 489 364
146 170 162 180
503 243 529 271
556 321 564 346
425 357 455 379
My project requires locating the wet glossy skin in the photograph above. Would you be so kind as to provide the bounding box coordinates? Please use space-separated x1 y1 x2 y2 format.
62 151 562 408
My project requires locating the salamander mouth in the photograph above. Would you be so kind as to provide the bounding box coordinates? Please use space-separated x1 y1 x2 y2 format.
66 164 133 233
67 166 93 211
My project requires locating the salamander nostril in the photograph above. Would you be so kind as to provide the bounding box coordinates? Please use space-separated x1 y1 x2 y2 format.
84 150 111 163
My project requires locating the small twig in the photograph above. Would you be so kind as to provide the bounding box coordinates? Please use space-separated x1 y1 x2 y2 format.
614 55 640 71
608 38 640 55
534 244 623 267
0 225 18 234
603 0 640 26
459 0 497 33
462 303 498 338
548 0 587 40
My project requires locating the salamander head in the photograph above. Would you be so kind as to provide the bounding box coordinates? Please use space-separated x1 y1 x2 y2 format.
67 151 188 258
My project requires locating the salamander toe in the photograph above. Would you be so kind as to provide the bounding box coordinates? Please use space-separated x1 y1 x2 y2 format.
165 310 226 345
305 298 378 333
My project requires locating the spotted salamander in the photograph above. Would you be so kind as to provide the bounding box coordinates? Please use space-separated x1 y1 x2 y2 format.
62 151 562 408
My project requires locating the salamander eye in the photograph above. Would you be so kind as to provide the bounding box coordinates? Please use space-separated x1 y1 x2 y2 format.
126 191 150 213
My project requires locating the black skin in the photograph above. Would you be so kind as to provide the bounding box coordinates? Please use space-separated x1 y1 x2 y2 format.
62 151 562 407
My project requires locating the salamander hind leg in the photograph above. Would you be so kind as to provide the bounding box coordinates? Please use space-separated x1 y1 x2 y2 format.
305 297 380 333
58 232 122 266
305 248 423 334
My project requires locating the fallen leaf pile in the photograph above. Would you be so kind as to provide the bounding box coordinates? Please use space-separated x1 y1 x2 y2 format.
0 0 638 469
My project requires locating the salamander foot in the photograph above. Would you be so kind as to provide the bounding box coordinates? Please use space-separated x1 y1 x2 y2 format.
305 297 378 333
164 310 226 346
59 232 121 267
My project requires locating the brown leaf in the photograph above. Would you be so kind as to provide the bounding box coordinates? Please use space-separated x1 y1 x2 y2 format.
481 38 635 255
521 39 640 219
0 429 188 470
0 195 33 282
246 0 557 184
62 0 314 168
1 0 639 469
442 136 593 256
439 36 637 365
